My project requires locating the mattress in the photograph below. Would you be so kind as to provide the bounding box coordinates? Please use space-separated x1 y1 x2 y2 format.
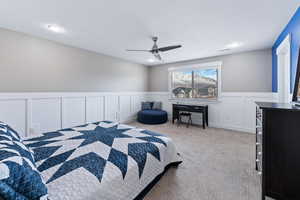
24 121 181 200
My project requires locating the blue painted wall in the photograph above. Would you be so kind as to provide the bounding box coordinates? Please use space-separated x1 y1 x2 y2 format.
272 7 300 92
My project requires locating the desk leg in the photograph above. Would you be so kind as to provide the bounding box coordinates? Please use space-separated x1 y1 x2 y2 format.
202 112 205 129
206 107 209 127
173 110 179 124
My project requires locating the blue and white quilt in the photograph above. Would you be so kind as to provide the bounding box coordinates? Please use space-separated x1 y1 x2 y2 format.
24 121 181 200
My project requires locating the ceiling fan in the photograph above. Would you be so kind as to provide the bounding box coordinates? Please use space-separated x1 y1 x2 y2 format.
126 37 182 61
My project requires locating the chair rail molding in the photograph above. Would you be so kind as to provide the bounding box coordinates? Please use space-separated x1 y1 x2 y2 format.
0 91 276 138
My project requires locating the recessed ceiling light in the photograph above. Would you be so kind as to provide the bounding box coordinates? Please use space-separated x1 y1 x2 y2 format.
226 42 243 49
45 24 66 33
147 58 155 63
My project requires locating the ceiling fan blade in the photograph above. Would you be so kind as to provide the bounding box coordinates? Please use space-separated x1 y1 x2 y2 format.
157 45 182 52
154 53 162 61
126 49 150 52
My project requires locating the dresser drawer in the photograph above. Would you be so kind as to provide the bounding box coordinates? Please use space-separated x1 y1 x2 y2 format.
256 118 263 128
256 133 263 177
256 106 262 119
256 128 262 147
256 148 262 174
256 144 262 157
257 159 262 177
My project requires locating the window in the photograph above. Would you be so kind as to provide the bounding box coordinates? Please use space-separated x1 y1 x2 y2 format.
169 62 221 99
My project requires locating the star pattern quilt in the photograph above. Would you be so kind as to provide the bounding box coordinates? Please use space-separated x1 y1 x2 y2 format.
24 121 181 200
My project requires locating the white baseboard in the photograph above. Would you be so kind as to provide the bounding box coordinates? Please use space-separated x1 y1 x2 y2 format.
209 122 254 134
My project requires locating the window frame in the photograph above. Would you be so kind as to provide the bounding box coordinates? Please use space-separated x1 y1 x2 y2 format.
168 61 222 101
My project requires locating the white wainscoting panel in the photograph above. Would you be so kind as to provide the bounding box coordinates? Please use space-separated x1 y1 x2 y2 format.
0 92 277 137
0 99 27 137
132 95 147 114
62 97 86 128
0 92 146 137
105 95 119 122
219 95 245 130
146 92 276 133
31 98 61 136
86 96 105 123
119 95 132 123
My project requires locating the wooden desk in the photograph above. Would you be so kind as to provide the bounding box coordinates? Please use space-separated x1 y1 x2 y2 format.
172 104 208 129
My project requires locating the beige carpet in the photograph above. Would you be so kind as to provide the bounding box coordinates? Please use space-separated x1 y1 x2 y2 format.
128 121 265 200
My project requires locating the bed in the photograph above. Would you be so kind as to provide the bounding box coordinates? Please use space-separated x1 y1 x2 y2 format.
7 121 181 200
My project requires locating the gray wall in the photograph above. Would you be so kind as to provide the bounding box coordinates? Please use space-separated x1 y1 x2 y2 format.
148 49 272 92
0 28 148 92
0 27 272 93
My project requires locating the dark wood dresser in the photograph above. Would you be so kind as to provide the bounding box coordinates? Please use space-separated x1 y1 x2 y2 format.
256 102 300 200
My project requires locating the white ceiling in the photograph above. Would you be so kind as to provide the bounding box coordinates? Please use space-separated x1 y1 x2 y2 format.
0 0 299 66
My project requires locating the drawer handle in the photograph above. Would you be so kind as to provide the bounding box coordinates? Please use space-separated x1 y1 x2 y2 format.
258 132 262 135
256 159 260 162
256 142 260 146
258 152 262 155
